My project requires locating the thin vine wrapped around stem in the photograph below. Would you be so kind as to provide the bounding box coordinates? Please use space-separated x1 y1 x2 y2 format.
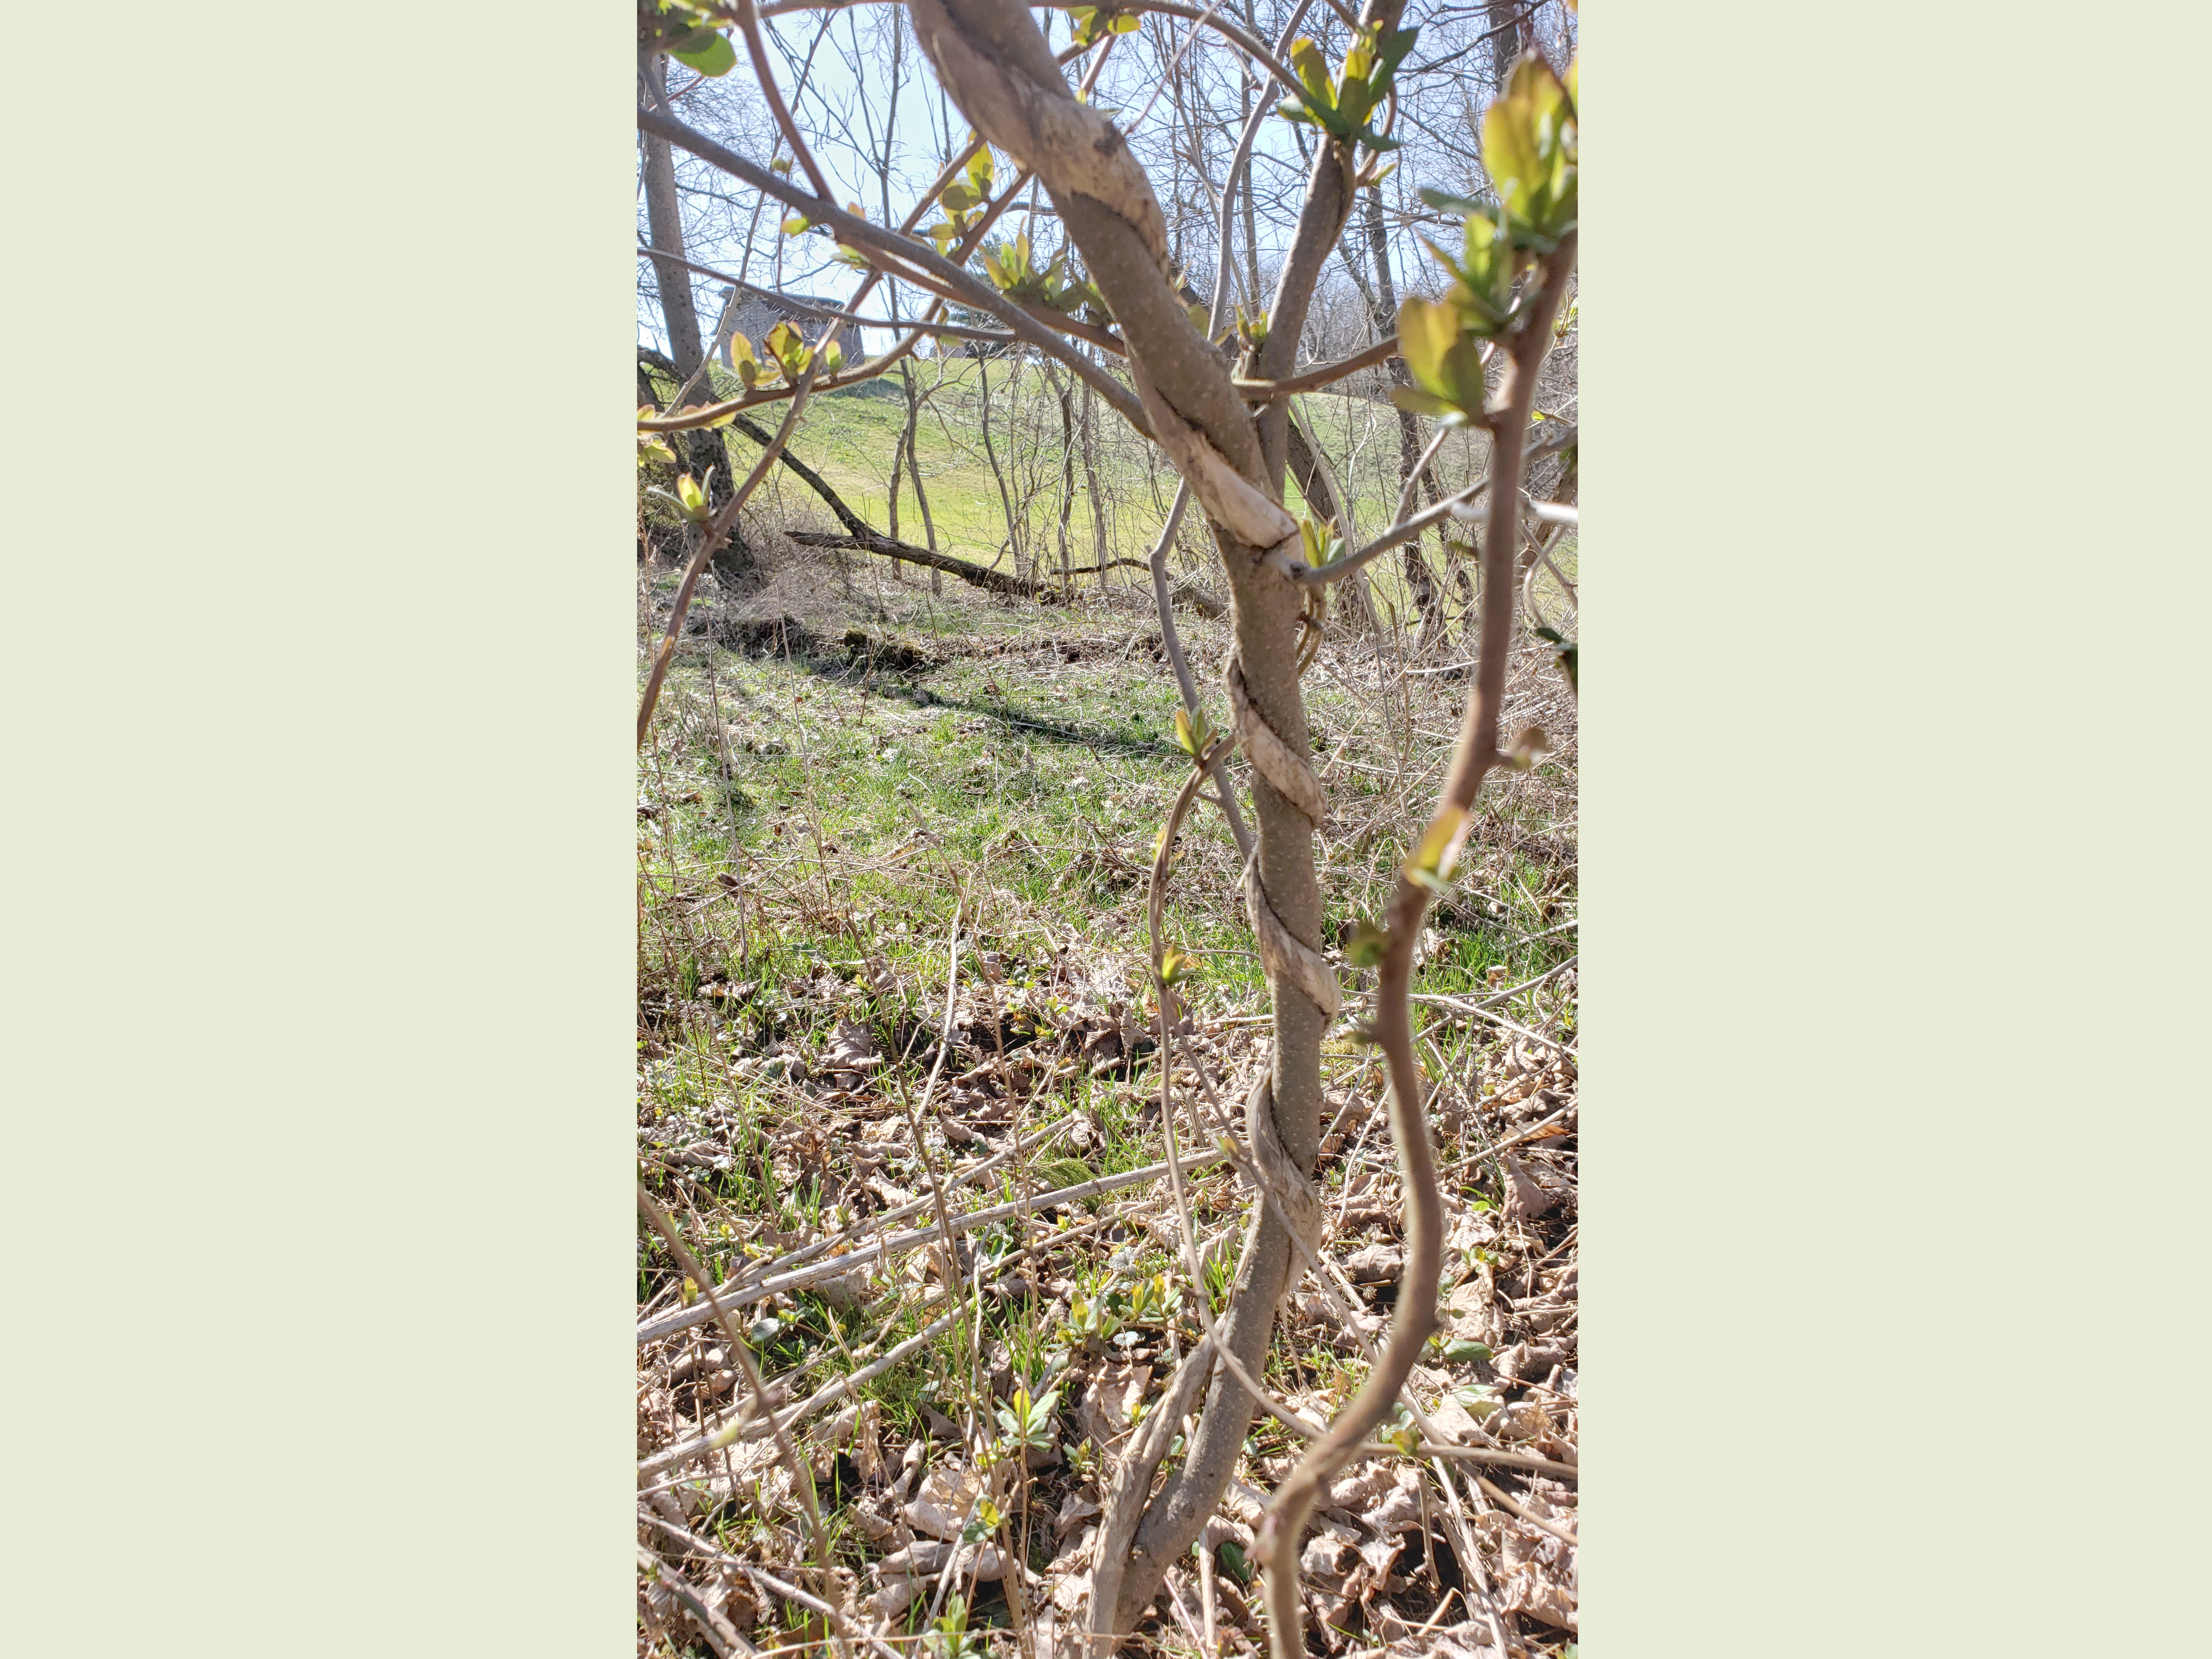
1253 229 1576 1659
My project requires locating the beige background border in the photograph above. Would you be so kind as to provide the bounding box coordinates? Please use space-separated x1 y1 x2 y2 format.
1592 3 2209 1652
2 3 634 1650
5 2 2207 1652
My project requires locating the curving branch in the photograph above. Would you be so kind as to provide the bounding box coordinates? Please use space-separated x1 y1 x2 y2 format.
1252 229 1577 1659
638 331 842 747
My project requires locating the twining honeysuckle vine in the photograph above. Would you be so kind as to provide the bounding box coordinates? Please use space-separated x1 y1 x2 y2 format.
635 0 1577 1649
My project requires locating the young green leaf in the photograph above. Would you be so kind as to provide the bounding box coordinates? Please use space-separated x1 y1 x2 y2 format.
764 321 811 378
669 29 736 78
671 403 736 431
1502 725 1549 771
725 329 757 382
1289 38 1334 107
1407 804 1471 890
1482 54 1577 242
1343 919 1389 969
1395 293 1490 418
674 471 713 522
1388 385 1468 421
1418 187 1489 218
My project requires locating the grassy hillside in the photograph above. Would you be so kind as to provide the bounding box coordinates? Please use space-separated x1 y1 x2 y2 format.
679 353 1560 628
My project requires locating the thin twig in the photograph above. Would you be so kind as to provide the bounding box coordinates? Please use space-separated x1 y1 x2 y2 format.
1476 1474 1578 1546
637 1148 1231 1345
639 1541 759 1659
637 1185 846 1658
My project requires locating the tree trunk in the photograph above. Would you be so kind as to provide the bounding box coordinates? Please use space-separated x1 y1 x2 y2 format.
1363 185 1444 647
1488 0 1527 90
1053 370 1076 599
903 366 942 593
1080 378 1110 598
976 353 1022 578
901 0 1405 1626
640 52 750 587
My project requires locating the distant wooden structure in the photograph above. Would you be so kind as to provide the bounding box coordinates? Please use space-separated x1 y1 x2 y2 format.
714 287 864 367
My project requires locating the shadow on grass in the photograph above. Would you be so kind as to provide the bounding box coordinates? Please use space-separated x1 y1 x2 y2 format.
793 654 1181 761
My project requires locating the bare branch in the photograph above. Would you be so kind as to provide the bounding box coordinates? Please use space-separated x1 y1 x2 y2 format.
1232 333 1400 399
637 104 1150 433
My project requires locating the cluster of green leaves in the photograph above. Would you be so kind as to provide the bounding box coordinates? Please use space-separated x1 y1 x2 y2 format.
1392 54 1578 424
1297 513 1346 571
1380 1402 1421 1457
651 2 736 78
980 232 1102 319
728 319 844 390
922 146 998 258
959 1496 1007 1545
1342 917 1389 969
1066 4 1142 49
1058 1267 1185 1351
1063 1282 1122 1345
1436 1333 1493 1366
923 1593 983 1659
1535 624 1578 691
1276 24 1419 153
1168 703 1214 759
992 1383 1061 1456
673 467 715 523
1119 1270 1183 1328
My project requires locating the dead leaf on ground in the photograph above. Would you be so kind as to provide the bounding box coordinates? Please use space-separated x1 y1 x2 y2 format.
1055 1493 1102 1537
1492 1341 1571 1386
1503 1152 1573 1221
904 1464 995 1540
1078 1360 1151 1456
1341 1241 1404 1283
